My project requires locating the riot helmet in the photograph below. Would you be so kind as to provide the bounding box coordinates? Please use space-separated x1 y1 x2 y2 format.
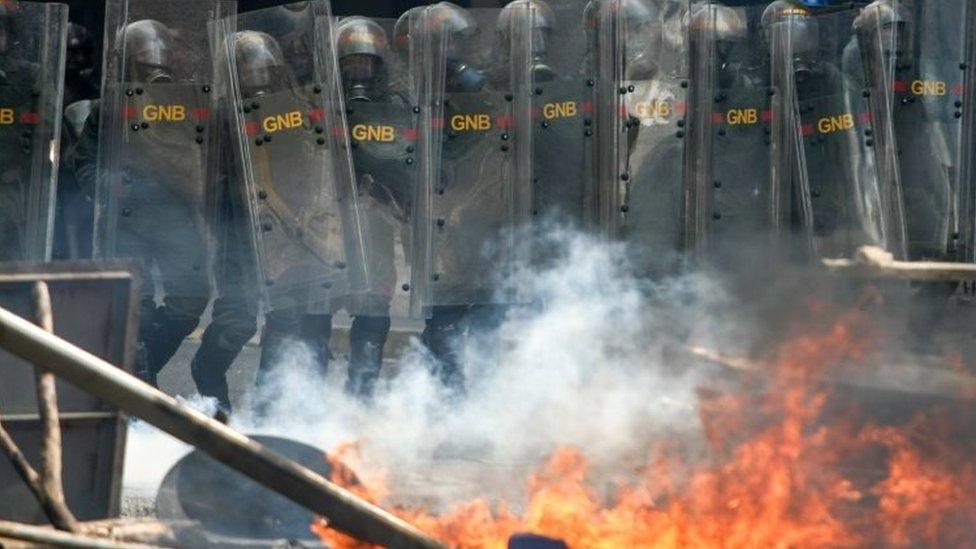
233 31 289 98
853 0 912 72
761 1 820 82
336 17 390 102
689 2 746 63
498 0 556 82
66 23 94 78
605 0 660 80
122 19 176 84
393 6 423 63
428 2 486 92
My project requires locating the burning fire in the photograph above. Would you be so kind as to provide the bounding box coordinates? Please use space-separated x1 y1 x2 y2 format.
315 305 976 548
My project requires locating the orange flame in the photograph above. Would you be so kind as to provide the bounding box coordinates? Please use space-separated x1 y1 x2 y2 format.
315 306 976 548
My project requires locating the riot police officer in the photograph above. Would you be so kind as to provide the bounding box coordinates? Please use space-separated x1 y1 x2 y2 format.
762 1 874 260
335 16 418 400
225 29 336 400
56 23 99 261
74 14 217 387
685 1 774 271
598 0 691 277
501 0 596 247
1 1 66 264
398 2 529 394
853 0 972 350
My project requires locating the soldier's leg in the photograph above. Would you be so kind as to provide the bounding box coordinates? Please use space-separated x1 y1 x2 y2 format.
190 295 258 412
257 307 303 389
345 314 392 400
299 313 334 378
422 305 469 392
145 294 209 380
135 294 160 386
149 230 211 381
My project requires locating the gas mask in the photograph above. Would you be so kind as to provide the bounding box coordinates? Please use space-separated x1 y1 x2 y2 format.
234 31 288 98
762 2 820 83
690 2 747 87
854 0 913 74
498 0 556 82
340 53 383 102
336 17 390 102
123 20 176 84
446 57 486 93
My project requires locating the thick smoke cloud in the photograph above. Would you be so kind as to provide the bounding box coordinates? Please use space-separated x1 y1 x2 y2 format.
123 226 880 510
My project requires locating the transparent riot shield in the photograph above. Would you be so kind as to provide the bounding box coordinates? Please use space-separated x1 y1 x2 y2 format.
94 0 234 301
686 2 775 267
853 0 972 262
515 0 597 233
418 4 533 307
0 2 68 262
767 3 879 261
334 16 427 319
597 0 692 276
222 1 363 312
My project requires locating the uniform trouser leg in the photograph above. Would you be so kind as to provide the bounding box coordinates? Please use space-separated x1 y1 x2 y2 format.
190 295 257 412
346 315 391 399
257 310 333 390
135 296 159 386
422 305 469 392
144 295 209 383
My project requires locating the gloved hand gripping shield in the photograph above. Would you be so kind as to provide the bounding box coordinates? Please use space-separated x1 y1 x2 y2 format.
415 3 533 307
596 0 692 276
0 1 68 262
853 0 974 262
222 1 365 311
686 2 775 266
334 15 427 319
766 3 879 260
94 0 235 300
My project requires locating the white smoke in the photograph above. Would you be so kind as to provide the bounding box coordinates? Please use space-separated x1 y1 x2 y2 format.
125 227 747 510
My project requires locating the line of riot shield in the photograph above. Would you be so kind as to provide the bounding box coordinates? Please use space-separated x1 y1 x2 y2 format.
222 1 365 313
94 0 235 301
417 3 533 308
0 2 68 262
513 0 598 238
596 0 692 277
766 2 880 261
333 15 428 320
686 2 778 268
852 0 974 262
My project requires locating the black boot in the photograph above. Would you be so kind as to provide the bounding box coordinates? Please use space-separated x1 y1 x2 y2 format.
345 315 391 400
191 296 257 413
422 306 467 394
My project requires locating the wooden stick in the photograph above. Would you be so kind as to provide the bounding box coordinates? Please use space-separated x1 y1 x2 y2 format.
0 520 161 549
823 245 976 281
30 281 79 532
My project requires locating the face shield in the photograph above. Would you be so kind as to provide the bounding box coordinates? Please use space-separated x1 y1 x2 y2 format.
764 6 820 83
855 1 913 72
234 31 288 98
123 20 176 84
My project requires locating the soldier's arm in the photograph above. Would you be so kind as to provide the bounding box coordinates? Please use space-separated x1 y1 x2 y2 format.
69 100 101 199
